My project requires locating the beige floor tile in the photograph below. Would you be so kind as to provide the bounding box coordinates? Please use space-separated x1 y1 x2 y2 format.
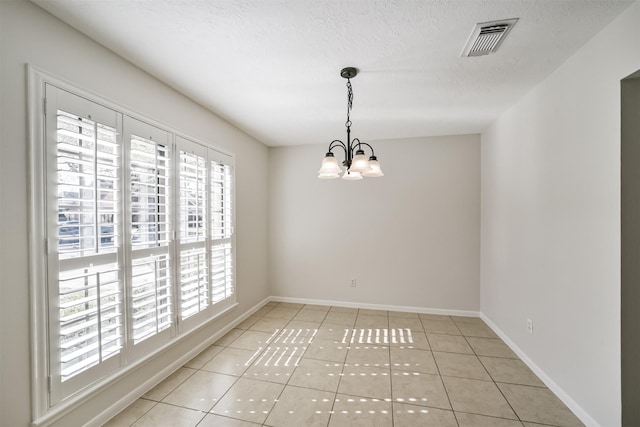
248 317 289 333
427 333 474 354
393 402 457 427
457 322 498 338
264 301 279 307
467 337 518 358
276 302 305 309
480 356 545 387
103 398 156 426
315 323 354 341
442 376 517 419
269 324 317 346
421 319 462 335
215 329 245 347
389 330 430 350
323 311 357 326
498 383 585 426
184 345 225 369
450 316 486 325
228 330 278 351
288 358 344 392
330 306 359 313
163 370 237 411
355 314 389 329
131 402 205 427
391 370 451 410
389 317 425 332
253 306 275 317
264 386 334 427
294 309 328 322
522 423 559 427
345 345 390 368
390 348 438 374
433 352 491 380
358 308 389 316
329 394 393 427
418 313 452 321
285 319 321 331
338 365 391 399
264 307 300 320
388 310 419 319
142 367 196 401
303 304 331 311
201 347 258 376
236 316 261 330
455 412 525 427
211 378 284 424
242 347 301 384
304 338 349 362
346 326 392 346
197 414 261 426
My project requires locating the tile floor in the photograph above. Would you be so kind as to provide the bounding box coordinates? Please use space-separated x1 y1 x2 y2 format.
104 302 585 427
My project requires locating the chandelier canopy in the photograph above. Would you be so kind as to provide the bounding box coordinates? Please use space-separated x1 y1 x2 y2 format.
318 67 384 180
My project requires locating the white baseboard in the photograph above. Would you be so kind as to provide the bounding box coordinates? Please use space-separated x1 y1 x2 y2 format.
269 295 480 318
479 314 600 427
90 297 271 427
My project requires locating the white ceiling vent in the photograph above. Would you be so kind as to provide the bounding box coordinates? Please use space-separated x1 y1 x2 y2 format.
461 18 518 57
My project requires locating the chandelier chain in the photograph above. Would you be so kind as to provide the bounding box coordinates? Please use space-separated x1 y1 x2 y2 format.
345 78 353 128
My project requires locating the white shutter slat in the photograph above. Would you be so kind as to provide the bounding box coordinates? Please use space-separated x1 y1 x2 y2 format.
130 253 172 344
179 151 207 243
130 134 171 249
56 110 119 259
179 247 208 320
57 262 122 382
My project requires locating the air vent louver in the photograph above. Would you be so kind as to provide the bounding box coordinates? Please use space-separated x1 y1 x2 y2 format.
461 18 518 57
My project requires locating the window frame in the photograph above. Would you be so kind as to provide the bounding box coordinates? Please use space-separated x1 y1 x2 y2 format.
28 66 237 423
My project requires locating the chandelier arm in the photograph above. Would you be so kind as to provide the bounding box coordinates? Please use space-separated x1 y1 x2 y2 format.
328 139 348 155
354 141 376 157
350 138 362 154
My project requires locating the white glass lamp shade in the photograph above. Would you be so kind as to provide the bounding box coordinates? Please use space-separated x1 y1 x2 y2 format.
349 150 370 173
318 153 341 179
342 170 363 180
362 156 384 177
318 171 340 179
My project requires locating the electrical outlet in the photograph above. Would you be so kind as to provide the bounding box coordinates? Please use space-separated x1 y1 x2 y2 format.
527 318 533 334
350 278 357 287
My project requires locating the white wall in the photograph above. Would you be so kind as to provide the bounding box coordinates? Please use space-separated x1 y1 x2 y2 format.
0 1 270 426
480 3 640 426
269 135 480 311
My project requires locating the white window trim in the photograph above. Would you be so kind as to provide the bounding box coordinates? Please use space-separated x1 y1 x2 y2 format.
27 65 237 425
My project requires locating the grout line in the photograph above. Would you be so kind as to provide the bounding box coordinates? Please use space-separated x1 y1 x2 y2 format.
110 398 157 427
426 333 460 427
387 332 395 427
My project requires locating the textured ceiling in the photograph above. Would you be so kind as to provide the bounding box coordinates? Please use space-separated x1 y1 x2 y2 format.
33 0 633 146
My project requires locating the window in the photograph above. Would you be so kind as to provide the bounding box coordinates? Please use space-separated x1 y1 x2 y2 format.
40 83 235 406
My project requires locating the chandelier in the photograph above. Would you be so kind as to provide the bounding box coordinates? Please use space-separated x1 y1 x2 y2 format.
318 67 384 180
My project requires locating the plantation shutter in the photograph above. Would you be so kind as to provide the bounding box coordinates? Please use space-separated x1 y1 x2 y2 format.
39 80 236 406
124 118 175 357
176 137 210 328
210 150 234 305
45 85 124 404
